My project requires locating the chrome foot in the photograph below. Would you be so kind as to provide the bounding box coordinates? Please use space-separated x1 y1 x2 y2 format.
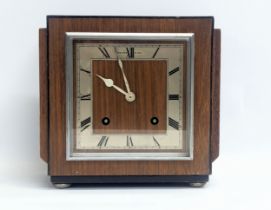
53 183 72 189
189 182 206 187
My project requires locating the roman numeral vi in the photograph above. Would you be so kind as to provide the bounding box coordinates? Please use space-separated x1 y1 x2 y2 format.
127 136 134 147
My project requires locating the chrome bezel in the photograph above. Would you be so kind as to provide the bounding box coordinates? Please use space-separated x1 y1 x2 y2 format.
65 32 195 161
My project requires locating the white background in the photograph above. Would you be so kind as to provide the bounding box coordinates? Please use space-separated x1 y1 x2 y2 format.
0 0 271 209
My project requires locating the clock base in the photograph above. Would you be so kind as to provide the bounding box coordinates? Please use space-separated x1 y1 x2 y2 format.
51 175 209 186
53 183 72 189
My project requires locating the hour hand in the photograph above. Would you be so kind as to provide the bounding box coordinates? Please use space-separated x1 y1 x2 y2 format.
96 74 127 96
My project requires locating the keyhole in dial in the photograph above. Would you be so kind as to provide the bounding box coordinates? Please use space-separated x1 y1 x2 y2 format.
150 117 159 125
102 117 110 125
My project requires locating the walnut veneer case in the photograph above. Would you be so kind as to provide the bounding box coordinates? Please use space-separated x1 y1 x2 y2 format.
39 16 220 188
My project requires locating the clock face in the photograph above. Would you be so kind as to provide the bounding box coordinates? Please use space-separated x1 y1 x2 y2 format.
66 33 194 160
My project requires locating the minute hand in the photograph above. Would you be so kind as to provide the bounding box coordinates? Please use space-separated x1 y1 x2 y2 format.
118 59 131 93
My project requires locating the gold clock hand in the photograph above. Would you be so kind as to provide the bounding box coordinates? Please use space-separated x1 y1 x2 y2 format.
96 74 128 96
117 60 136 103
114 47 134 95
117 59 131 93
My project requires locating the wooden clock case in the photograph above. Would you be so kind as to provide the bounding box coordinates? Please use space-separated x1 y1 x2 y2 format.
39 16 220 185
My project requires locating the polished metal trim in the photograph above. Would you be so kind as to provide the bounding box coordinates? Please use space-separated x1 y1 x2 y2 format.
53 183 72 189
66 32 194 161
187 34 195 161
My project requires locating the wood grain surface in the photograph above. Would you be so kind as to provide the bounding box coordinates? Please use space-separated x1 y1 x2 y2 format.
47 16 214 176
92 60 167 134
39 28 48 163
211 29 221 162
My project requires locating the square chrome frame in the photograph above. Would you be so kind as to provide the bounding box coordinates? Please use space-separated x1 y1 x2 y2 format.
65 32 195 161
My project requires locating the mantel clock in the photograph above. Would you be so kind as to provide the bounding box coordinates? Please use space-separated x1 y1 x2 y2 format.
39 16 221 188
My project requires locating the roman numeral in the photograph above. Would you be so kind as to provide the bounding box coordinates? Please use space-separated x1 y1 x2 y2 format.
153 137 160 148
168 117 179 130
80 117 91 131
169 67 180 76
80 94 91 101
126 136 134 147
98 47 110 58
169 94 179 100
126 47 134 58
80 68 90 74
97 136 109 147
152 47 160 58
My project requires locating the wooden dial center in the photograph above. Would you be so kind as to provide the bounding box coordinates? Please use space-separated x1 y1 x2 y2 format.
92 60 167 134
